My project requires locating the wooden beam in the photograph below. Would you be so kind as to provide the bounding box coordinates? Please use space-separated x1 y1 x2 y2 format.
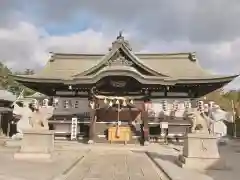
142 100 150 145
88 109 97 143
0 113 2 136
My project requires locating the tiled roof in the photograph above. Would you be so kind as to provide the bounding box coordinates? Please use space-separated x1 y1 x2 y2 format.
12 35 238 84
0 89 16 102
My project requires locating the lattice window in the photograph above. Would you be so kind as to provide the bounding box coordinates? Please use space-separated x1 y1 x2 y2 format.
198 100 204 112
53 98 59 108
162 100 168 111
63 100 69 109
75 100 79 108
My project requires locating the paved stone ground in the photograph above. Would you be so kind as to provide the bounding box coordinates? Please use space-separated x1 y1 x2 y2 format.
206 139 240 180
65 150 162 180
0 143 164 180
2 139 240 180
0 147 88 180
159 139 240 180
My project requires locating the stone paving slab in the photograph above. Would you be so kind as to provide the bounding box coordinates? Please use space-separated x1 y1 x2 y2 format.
55 141 148 152
0 174 27 180
0 148 88 180
2 140 240 180
151 139 240 180
206 141 240 180
64 150 162 180
147 152 213 180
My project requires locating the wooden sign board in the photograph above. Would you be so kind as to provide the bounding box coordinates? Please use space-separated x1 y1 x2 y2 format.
160 122 168 129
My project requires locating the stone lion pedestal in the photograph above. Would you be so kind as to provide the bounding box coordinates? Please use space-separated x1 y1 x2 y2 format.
177 133 226 171
0 136 7 146
14 130 54 161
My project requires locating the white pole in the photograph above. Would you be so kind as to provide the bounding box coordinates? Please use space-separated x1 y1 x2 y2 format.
0 114 2 136
231 100 237 138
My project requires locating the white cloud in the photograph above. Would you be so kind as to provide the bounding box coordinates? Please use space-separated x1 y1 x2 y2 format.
44 30 112 54
0 22 47 69
0 22 113 70
0 21 239 89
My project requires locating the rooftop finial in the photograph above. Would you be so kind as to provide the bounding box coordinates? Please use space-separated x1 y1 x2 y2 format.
117 30 124 39
108 30 132 51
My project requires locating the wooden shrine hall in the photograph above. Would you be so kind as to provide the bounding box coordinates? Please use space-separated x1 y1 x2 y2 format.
12 32 238 145
0 86 16 137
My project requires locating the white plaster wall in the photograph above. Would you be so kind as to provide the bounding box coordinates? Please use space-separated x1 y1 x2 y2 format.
55 98 90 114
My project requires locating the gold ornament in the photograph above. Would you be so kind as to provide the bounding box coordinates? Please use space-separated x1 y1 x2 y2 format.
130 99 133 104
109 101 113 107
123 100 127 106
116 99 120 104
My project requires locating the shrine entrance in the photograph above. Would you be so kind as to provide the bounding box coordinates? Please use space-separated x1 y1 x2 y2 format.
87 79 148 144
96 105 142 144
12 33 238 145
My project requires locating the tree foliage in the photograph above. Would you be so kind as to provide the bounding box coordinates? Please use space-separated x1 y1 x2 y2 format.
0 62 35 96
202 89 240 113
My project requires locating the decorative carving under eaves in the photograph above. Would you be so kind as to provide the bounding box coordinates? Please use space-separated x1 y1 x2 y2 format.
110 80 127 88
189 52 197 61
106 55 133 66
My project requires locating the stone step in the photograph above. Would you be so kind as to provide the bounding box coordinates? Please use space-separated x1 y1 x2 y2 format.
4 139 21 147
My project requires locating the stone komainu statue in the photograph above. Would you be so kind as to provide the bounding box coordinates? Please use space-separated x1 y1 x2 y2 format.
185 108 210 134
29 106 54 130
13 101 54 137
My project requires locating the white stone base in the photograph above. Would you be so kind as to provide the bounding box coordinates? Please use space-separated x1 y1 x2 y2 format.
14 130 54 161
4 139 21 147
0 136 7 146
88 140 94 144
177 155 226 170
177 133 226 170
14 152 51 161
144 141 150 146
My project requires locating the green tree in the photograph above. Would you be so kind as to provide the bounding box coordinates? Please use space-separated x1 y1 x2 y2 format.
0 62 35 96
202 89 240 112
13 69 35 96
24 69 34 75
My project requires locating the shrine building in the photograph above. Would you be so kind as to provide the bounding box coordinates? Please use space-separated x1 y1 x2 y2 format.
12 33 238 144
0 86 16 137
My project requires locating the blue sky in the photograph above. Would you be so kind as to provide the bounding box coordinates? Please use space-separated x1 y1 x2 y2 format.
44 13 99 35
0 0 239 89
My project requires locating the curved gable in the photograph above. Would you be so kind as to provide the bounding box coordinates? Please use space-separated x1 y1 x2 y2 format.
77 37 169 77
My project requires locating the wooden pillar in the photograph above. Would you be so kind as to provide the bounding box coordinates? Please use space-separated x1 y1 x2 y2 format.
6 112 11 137
142 100 150 145
190 99 198 108
88 109 97 143
88 98 98 144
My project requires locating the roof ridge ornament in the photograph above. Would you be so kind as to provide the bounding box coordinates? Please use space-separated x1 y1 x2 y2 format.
117 30 124 40
109 31 132 51
189 52 197 62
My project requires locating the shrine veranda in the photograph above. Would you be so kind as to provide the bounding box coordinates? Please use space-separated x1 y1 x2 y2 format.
0 87 15 137
11 33 238 144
